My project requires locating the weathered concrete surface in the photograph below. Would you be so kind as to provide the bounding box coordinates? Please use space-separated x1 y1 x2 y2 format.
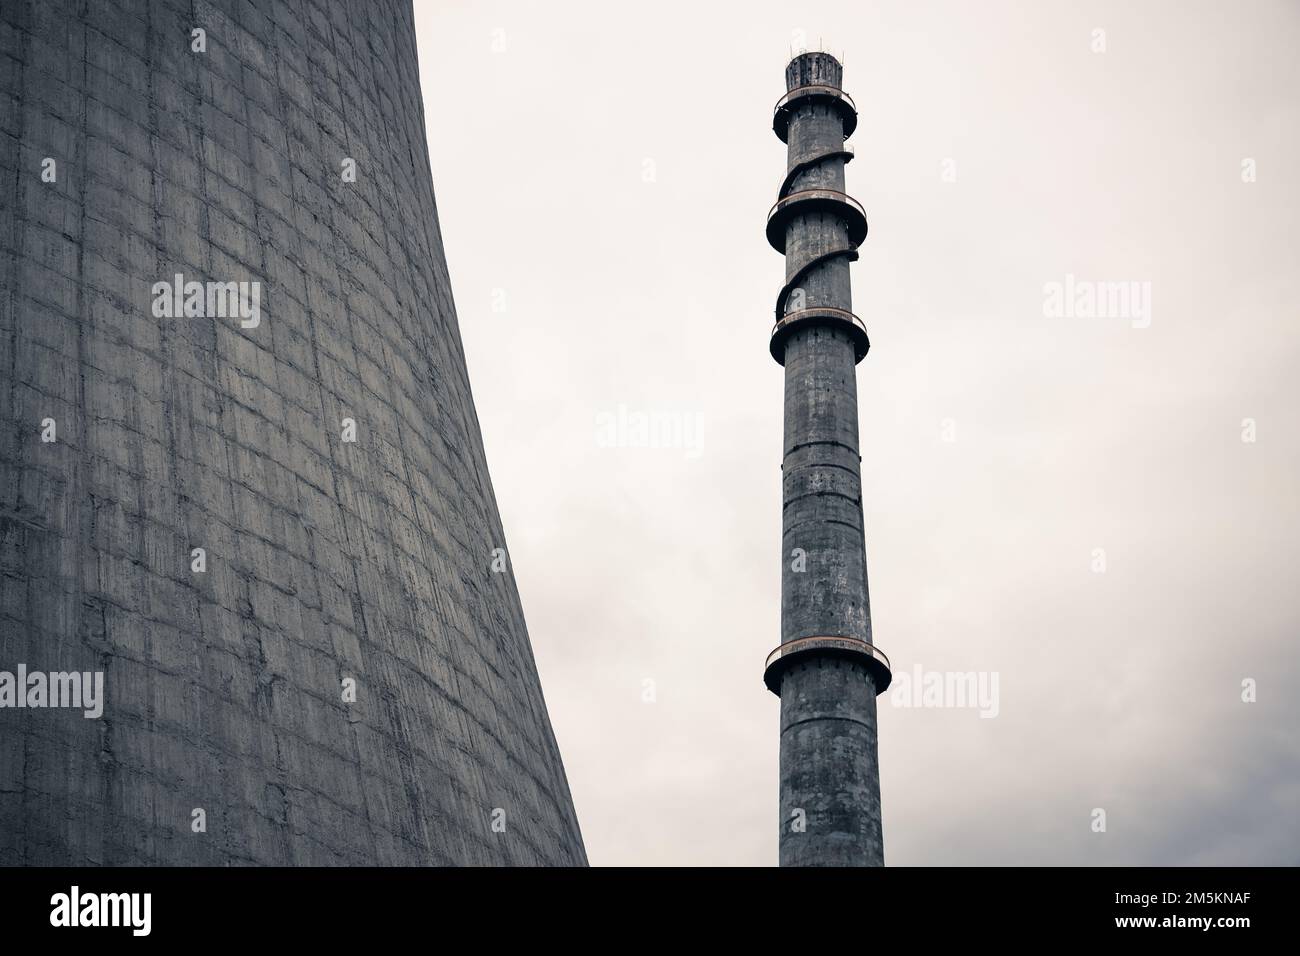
0 0 586 865
778 657 882 867
775 53 885 867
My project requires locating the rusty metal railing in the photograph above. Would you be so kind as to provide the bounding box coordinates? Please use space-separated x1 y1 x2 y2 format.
772 306 867 339
764 635 891 675
773 85 859 142
767 188 866 228
765 188 868 254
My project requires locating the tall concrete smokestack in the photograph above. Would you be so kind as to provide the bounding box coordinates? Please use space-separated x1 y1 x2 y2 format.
762 52 892 867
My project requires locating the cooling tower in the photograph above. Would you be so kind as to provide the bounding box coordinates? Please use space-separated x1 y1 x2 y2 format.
0 0 586 865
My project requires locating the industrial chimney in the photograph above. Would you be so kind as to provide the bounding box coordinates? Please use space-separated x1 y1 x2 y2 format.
762 52 893 867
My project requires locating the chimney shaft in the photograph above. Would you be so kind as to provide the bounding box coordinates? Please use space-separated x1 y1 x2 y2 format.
763 52 892 867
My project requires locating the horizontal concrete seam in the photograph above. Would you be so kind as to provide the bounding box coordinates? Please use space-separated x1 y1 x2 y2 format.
783 461 861 478
781 714 877 733
782 490 861 509
785 438 860 457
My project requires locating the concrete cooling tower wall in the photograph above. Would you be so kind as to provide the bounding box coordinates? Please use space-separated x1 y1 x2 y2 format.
0 0 586 865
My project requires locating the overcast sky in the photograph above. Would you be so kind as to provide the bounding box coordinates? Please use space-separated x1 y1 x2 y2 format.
413 0 1299 865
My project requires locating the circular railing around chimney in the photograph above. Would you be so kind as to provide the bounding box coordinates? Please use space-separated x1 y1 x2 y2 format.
765 188 868 254
770 307 870 364
773 85 858 142
763 635 893 695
